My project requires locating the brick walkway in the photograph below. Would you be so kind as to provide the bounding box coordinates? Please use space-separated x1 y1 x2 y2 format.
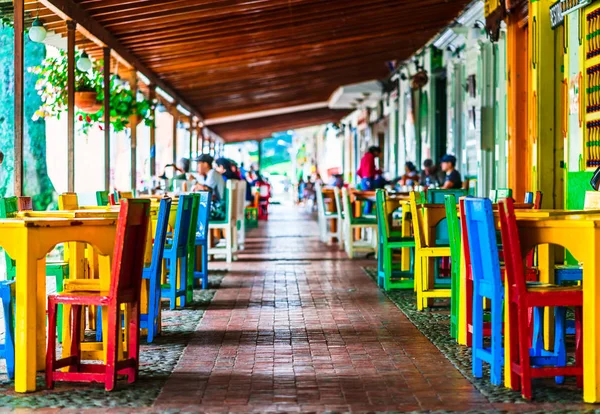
155 204 498 412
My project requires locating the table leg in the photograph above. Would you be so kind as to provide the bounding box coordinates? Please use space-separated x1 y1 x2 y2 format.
538 245 555 350
36 257 47 371
583 231 600 403
14 251 42 392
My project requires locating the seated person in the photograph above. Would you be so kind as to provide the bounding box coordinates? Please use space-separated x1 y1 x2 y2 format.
194 154 226 220
398 161 419 187
440 154 462 189
420 158 445 187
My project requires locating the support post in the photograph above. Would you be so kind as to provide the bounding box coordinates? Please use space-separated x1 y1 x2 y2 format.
103 47 111 192
172 110 177 164
209 137 215 157
199 128 205 155
188 117 194 161
128 70 138 191
13 0 24 197
149 86 156 176
257 139 262 169
67 21 76 192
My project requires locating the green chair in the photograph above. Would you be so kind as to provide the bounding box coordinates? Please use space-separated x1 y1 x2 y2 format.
376 190 415 290
96 191 110 206
496 188 513 201
341 187 377 258
444 194 462 340
186 193 200 303
0 197 69 339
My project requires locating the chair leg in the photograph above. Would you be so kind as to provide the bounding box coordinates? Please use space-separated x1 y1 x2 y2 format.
127 301 140 383
147 275 157 343
415 255 423 311
96 307 103 342
226 227 233 263
169 258 177 310
1 288 14 380
180 255 187 308
490 294 503 386
508 301 522 392
531 307 544 354
553 307 567 385
104 308 120 391
202 245 209 290
46 300 57 389
519 306 533 400
69 305 83 373
575 306 583 388
383 248 392 291
472 290 483 379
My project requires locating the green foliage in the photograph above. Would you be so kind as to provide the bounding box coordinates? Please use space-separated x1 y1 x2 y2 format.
29 49 155 134
0 26 57 210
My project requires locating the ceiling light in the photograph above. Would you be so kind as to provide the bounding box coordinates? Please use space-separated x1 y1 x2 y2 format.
29 18 47 43
77 52 92 72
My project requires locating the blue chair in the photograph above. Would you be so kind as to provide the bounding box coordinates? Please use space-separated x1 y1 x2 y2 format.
465 198 570 387
0 281 14 379
162 194 194 310
194 191 212 289
141 198 172 343
463 198 505 385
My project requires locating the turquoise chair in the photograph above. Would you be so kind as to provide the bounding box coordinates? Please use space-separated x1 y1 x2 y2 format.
375 189 414 290
0 281 14 379
162 194 194 309
193 191 213 290
96 191 110 206
185 194 200 303
141 198 172 343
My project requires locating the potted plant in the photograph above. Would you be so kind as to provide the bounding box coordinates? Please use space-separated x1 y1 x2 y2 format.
29 49 155 134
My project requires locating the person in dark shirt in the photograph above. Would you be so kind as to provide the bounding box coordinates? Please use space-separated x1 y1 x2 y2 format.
440 154 462 189
420 158 445 187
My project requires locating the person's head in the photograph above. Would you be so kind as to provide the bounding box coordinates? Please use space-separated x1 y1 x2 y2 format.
423 159 434 174
440 154 457 172
178 158 190 173
214 157 231 175
405 161 416 173
368 146 381 157
195 154 214 175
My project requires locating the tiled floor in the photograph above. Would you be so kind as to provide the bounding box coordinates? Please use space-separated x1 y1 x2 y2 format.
155 204 508 413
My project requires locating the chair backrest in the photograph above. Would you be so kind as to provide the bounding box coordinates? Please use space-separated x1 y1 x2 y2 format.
259 183 270 198
196 191 212 243
498 198 528 296
315 182 326 217
149 198 172 270
226 180 238 222
375 189 390 240
489 190 498 203
0 197 18 218
330 187 341 219
463 198 502 293
59 193 79 210
236 180 247 220
17 197 33 211
109 198 151 301
409 191 426 249
172 194 194 250
119 191 134 200
427 189 467 204
96 191 110 206
444 194 461 268
533 191 543 209
187 193 201 250
341 187 354 226
109 194 117 206
524 192 533 204
496 188 513 201
458 198 473 273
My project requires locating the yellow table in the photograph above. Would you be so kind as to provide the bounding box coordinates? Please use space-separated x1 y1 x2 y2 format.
513 214 600 402
0 217 116 393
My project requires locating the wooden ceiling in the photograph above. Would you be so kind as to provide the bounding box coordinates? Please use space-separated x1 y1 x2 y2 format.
210 108 350 143
19 0 471 141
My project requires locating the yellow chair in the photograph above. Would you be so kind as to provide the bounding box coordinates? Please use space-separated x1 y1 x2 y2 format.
409 192 451 310
118 191 134 200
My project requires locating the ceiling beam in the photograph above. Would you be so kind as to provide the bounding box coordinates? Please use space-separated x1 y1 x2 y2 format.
205 102 330 126
39 0 203 121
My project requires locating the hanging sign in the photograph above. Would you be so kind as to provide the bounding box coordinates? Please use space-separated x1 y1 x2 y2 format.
560 0 592 15
550 1 565 29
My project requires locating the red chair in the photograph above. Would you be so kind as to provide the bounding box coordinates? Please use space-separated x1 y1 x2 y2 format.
498 198 582 400
109 193 117 206
258 183 271 220
46 198 151 391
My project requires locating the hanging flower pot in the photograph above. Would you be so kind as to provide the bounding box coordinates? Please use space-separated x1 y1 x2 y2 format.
410 70 429 90
74 91 102 113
